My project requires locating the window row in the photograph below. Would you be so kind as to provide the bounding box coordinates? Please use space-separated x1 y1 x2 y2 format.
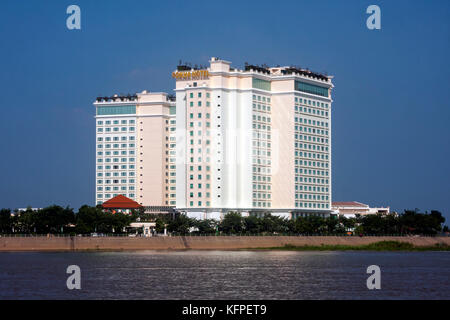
97 151 135 156
98 193 135 199
97 127 135 132
252 95 271 103
97 136 135 142
189 192 211 198
295 202 329 209
190 92 210 98
295 105 329 117
189 101 211 107
295 135 329 145
97 172 135 177
97 179 135 184
295 177 329 184
296 185 329 193
295 152 329 161
252 104 271 112
253 201 272 208
295 118 329 128
97 186 135 191
97 120 135 125
296 161 329 169
295 169 329 177
295 194 330 201
97 158 135 163
295 97 329 109
295 126 329 136
97 165 135 170
189 201 211 207
98 144 135 149
295 144 329 152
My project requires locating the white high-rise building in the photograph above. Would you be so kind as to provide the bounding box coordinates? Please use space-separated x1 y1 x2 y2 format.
174 58 333 220
94 92 176 207
94 57 333 220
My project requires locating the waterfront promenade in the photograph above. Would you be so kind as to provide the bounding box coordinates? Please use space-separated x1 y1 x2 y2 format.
0 235 449 251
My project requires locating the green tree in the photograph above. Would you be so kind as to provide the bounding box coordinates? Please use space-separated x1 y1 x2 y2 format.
155 216 170 233
399 210 445 235
243 215 261 234
17 208 37 233
0 209 12 233
167 214 194 234
32 206 75 234
75 205 135 234
293 216 327 234
219 212 243 234
193 219 218 234
75 205 103 234
259 214 290 234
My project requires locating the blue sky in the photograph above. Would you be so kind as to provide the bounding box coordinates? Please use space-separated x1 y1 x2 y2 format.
0 0 449 221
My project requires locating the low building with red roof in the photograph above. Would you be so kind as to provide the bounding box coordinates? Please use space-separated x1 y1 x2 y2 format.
101 195 142 214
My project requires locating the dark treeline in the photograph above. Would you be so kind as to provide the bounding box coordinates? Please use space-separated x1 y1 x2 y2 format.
0 206 447 236
160 210 447 236
0 205 135 235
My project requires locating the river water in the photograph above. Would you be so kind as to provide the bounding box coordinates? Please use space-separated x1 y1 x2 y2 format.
0 251 448 299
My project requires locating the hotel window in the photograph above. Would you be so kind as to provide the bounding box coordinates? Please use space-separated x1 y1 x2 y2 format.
190 93 193 98
198 93 202 98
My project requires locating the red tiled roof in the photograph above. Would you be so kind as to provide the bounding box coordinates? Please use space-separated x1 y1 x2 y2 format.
332 201 368 207
102 195 142 209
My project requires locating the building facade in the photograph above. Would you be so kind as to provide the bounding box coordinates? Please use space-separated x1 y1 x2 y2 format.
94 92 176 207
332 201 390 218
94 57 334 220
174 58 333 220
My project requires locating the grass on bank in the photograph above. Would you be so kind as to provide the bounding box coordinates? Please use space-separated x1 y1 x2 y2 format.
256 241 450 251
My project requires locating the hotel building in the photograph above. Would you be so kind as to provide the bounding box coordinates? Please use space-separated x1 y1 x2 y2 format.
94 57 334 220
94 92 176 208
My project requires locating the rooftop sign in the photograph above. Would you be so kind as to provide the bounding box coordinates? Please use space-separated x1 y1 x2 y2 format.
172 70 209 80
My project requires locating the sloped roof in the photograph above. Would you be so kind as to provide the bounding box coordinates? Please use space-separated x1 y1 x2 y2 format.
332 201 368 207
102 195 142 209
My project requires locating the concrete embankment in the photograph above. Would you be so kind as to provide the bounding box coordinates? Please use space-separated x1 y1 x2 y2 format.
0 236 449 251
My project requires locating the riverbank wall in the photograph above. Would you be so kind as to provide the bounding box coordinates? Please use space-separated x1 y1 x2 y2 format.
0 236 449 251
